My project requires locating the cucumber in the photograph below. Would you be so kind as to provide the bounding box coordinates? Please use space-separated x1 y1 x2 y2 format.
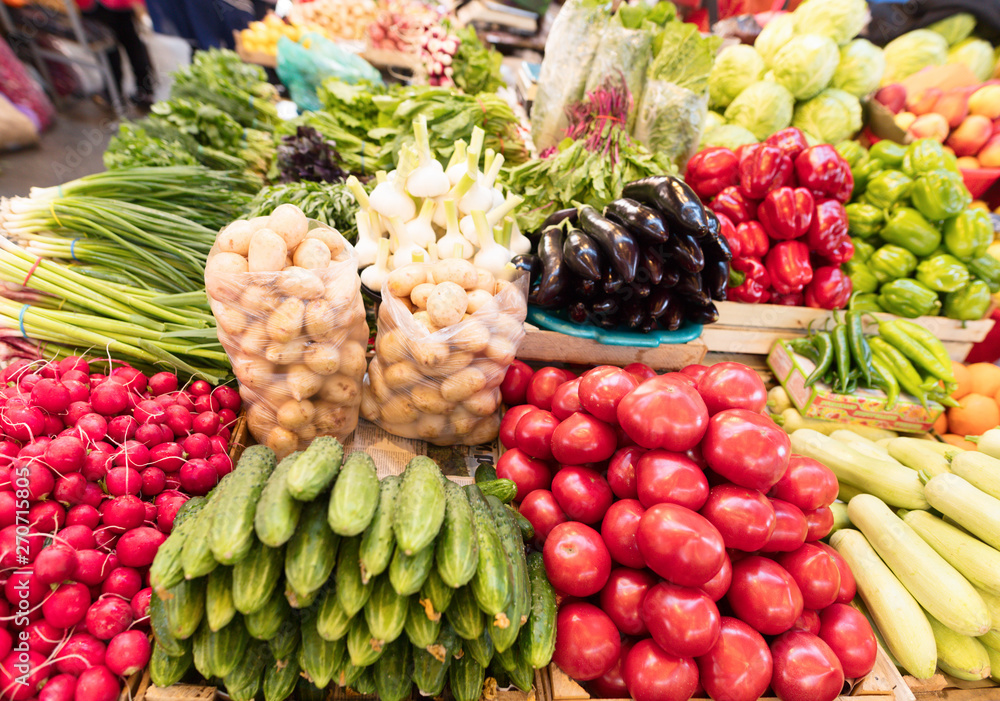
150 592 187 658
205 566 235 631
364 574 408 647
263 655 300 701
150 496 206 594
478 478 517 503
255 451 304 548
245 586 292 640
181 477 232 579
450 652 486 701
507 505 534 543
338 661 365 688
287 584 319 609
149 643 192 687
191 620 214 679
316 587 352 641
285 500 340 606
353 670 376 695
475 465 497 483
268 620 300 661
406 595 442 648
205 615 250 677
224 641 269 701
346 613 383 667
233 540 284 615
210 445 277 565
412 624 459 696
296 677 325 701
496 643 533 691
336 537 373 617
464 485 512 621
436 480 478 589
487 495 528 652
359 475 400 583
374 637 413 701
420 568 454 618
286 436 344 501
519 551 556 669
162 578 206 641
393 456 446 555
299 611 343 689
389 542 435 597
447 586 484 641
327 451 380 536
465 620 494 668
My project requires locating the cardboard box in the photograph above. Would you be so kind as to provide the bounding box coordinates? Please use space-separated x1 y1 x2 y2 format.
767 341 943 433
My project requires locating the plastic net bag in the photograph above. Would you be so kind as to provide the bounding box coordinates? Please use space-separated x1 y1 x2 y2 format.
206 205 368 459
633 81 709 171
276 32 383 111
361 261 528 447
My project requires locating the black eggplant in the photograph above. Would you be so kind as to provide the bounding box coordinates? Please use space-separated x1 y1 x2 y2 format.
540 207 578 230
639 315 658 333
702 259 730 302
638 247 665 287
623 176 711 239
660 264 680 289
686 302 720 325
663 229 705 274
701 211 733 261
622 299 645 330
675 271 705 301
579 277 599 298
604 199 670 243
511 254 542 284
531 227 570 307
648 288 678 319
569 301 589 323
579 205 639 283
562 229 603 281
602 264 625 294
630 280 651 299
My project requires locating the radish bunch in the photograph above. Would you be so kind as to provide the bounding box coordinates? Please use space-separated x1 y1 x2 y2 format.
0 358 240 701
419 25 459 87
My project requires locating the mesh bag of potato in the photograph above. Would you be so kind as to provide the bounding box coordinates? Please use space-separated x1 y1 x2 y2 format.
206 204 369 458
361 259 527 446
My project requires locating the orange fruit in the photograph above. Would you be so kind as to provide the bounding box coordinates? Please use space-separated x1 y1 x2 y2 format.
951 362 972 400
966 363 1000 399
947 393 1000 437
933 412 948 435
942 434 979 451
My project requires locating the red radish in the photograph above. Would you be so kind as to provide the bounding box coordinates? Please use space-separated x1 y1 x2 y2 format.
149 443 183 472
45 413 66 435
212 385 240 412
0 630 11 660
74 665 119 701
189 380 210 396
130 588 151 621
23 463 55 501
133 424 162 449
102 496 144 532
29 501 66 532
106 417 136 444
0 466 10 491
182 433 210 459
2 404 45 441
110 366 146 394
2 360 31 382
164 474 181 490
35 546 79 585
174 393 194 412
61 369 89 385
208 452 232 477
164 406 192 437
101 567 141 599
81 452 112 482
105 630 150 676
112 441 149 469
58 525 97 551
179 459 217 495
105 467 141 497
90 384 127 416
18 373 41 390
0 525 42 567
45 436 86 474
53 474 87 506
115 527 165 567
19 437 50 459
74 415 107 443
43 581 90 628
93 529 118 553
73 550 114 587
31 379 71 414
5 569 46 607
40 674 77 701
64 402 92 427
85 597 133 640
62 380 89 404
194 394 220 414
59 357 89 376
148 373 177 396
0 492 15 527
133 400 165 425
25 620 62 655
142 501 156 523
88 374 107 389
0 441 19 465
218 409 237 428
66 505 100 529
55 633 106 675
156 499 185 533
192 411 219 436
1 649 48 700
80 482 104 508
208 435 227 455
140 468 165 497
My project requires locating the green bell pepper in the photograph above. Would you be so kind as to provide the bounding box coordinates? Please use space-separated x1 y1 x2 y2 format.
902 139 961 177
851 237 876 262
944 280 991 320
868 244 918 283
849 292 884 312
877 279 942 318
869 140 907 168
835 140 867 167
969 253 1000 293
910 170 972 221
943 209 993 261
845 203 884 239
844 259 880 293
915 253 971 292
862 170 913 210
879 207 943 257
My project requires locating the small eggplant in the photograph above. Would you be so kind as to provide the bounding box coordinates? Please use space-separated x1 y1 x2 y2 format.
630 280 651 299
602 264 624 294
532 227 570 307
511 254 542 284
540 207 578 230
604 198 669 243
623 175 711 239
562 228 603 281
569 301 589 324
661 303 685 331
638 247 665 287
623 299 645 330
579 205 639 283
701 211 733 262
648 288 678 319
639 315 658 333
686 302 720 325
702 259 730 302
663 229 705 274
675 271 704 300
579 277 599 298
660 264 680 289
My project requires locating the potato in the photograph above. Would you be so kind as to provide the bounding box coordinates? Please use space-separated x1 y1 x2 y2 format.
293 238 333 270
484 336 516 366
387 264 428 299
360 390 379 422
248 228 288 272
380 394 420 424
411 311 438 335
255 381 294 408
384 361 421 388
205 253 249 302
368 360 391 402
413 338 450 369
339 342 368 378
248 215 271 231
321 374 359 404
279 267 324 299
441 367 486 403
431 259 477 289
306 227 345 259
465 289 493 314
409 283 435 309
239 322 270 356
425 350 473 377
268 203 309 249
303 342 341 375
284 254 294 268
246 403 278 441
449 407 479 434
297 423 317 442
473 267 495 292
217 220 255 255
265 338 308 365
206 251 249 279
450 321 490 353
323 270 360 303
304 300 334 342
276 398 315 430
416 414 452 441
375 328 409 365
493 314 525 341
411 384 455 415
286 364 324 400
427 282 468 328
210 300 247 337
234 357 276 390
466 414 501 446
266 426 299 459
266 298 306 344
479 361 507 388
241 285 281 316
462 387 499 417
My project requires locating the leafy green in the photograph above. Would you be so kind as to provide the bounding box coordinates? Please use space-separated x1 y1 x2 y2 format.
103 124 199 170
246 180 361 240
451 25 505 95
169 49 279 129
647 22 721 94
317 78 384 138
275 111 383 177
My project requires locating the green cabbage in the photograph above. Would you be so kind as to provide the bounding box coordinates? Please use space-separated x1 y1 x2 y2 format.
927 12 976 46
699 124 758 150
948 38 996 82
724 80 794 140
755 13 796 68
882 29 949 85
772 34 840 100
704 111 726 134
832 39 886 97
709 45 766 110
792 88 862 145
792 0 868 46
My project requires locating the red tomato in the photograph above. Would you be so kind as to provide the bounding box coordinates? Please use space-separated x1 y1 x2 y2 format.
623 639 700 701
514 409 560 461
760 499 809 553
661 372 697 387
697 617 773 701
803 506 834 541
792 609 821 635
500 405 536 450
702 409 791 492
685 444 708 470
551 413 617 465
776 544 841 610
700 554 732 602
726 556 804 636
519 490 566 548
818 603 877 679
641 582 721 658
599 567 657 636
637 503 726 587
607 447 644 500
543 522 612 597
636 450 710 511
589 639 635 698
814 543 857 605
623 363 656 383
551 466 614 524
551 379 584 421
553 602 621 681
768 455 838 511
527 368 574 411
496 449 552 503
699 484 776 552
695 362 767 415
579 366 639 424
617 376 708 452
601 499 646 569
680 364 708 381
770 631 845 701
500 360 534 406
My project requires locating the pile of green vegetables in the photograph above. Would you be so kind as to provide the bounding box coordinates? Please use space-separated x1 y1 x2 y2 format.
246 181 361 241
449 24 505 96
149 441 555 701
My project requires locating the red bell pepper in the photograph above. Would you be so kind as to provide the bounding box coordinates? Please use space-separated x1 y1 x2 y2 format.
729 221 769 259
734 143 758 162
715 211 737 249
729 257 772 304
794 145 854 204
739 144 793 200
806 199 853 265
757 187 815 241
710 186 758 225
771 290 805 306
766 240 813 294
805 266 853 310
764 128 810 161
685 147 739 200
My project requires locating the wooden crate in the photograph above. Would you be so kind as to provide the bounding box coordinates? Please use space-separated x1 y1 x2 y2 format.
905 672 999 700
517 326 708 372
227 410 250 464
233 30 277 67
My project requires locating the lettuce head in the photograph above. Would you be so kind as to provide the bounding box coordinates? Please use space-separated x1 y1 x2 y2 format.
948 38 996 82
724 80 795 140
792 0 868 46
709 45 766 109
832 39 886 97
927 12 976 46
700 124 758 150
792 88 862 145
882 29 948 85
772 34 840 100
755 13 796 68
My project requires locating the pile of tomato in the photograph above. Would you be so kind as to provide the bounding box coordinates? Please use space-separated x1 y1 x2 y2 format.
498 361 879 701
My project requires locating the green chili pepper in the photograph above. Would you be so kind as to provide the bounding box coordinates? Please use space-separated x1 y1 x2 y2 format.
832 324 851 394
804 332 834 387
892 319 955 378
870 354 899 410
878 320 955 383
787 337 820 363
870 338 929 410
845 312 873 388
842 368 860 395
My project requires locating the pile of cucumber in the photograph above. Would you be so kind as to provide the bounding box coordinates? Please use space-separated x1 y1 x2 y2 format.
147 437 556 701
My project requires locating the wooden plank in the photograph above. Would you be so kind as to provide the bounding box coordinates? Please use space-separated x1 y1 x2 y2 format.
702 327 787 355
518 329 707 371
913 690 1000 700
143 685 216 701
857 647 914 700
227 411 250 464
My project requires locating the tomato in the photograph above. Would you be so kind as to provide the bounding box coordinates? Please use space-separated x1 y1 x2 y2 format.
527 368 575 411
623 639 699 701
803 506 834 541
512 409 559 461
685 444 708 470
551 379 584 421
770 631 845 701
702 409 790 492
697 617 773 701
641 582 721 658
661 372 697 387
699 484 776 552
599 567 657 636
519 490 566 548
500 405 536 450
695 362 767 415
680 364 708 382
601 499 646 569
700 554 732 602
792 609 821 635
814 542 857 605
552 466 614 524
768 455 838 511
636 450 709 511
777 544 840 610
617 376 708 452
543 522 612 597
589 639 635 698
500 360 534 406
818 603 877 679
623 363 656 383
579 366 639 424
760 498 808 553
607 447 644 500
496 449 552 503
553 602 621 681
551 413 617 466
726 556 804 636
637 503 726 588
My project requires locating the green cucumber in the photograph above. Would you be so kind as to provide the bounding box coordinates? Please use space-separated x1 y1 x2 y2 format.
359 475 400 583
374 637 413 701
507 505 534 543
191 620 214 679
336 537 372 617
205 566 235 631
465 620 494 668
233 540 284 615
478 478 517 503
245 586 292 640
286 436 344 501
255 451 304 548
205 615 249 677
487 495 527 653
364 574 408 646
406 596 442 648
450 652 487 701
285 500 339 606
223 641 269 701
268 620 300 661
316 587 352 641
287 585 319 609
150 592 187 657
412 624 460 696
520 551 556 669
420 568 454 617
436 480 478 589
299 610 343 689
393 456 446 555
475 465 497 483
327 451 380 536
210 445 277 565
353 669 376 695
338 661 365 688
447 586 484 641
149 643 192 687
346 613 383 667
496 643 533 691
263 655 300 701
464 485 512 621
181 477 232 579
389 542 435 597
162 578 206 641
296 678 325 701
150 496 206 594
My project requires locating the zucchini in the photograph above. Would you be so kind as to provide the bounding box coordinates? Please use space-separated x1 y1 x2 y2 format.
364 573 408 646
830 502 851 534
150 592 187 657
405 596 441 648
346 613 383 667
286 436 344 501
520 551 556 669
477 478 517 503
394 456 446 555
447 585 485 641
950 452 1000 500
420 568 454 617
830 528 937 679
412 624 459 696
233 540 284 615
181 476 232 579
495 643 533 691
192 620 214 679
205 566 235 631
359 475 400 583
450 652 486 701
887 437 951 478
285 500 340 606
254 451 304 547
389 542 435 597
162 577 205 641
327 451 380 536
263 655 300 701
465 620 494 668
475 465 497 484
336 537 373 617
975 585 1000 630
985 644 1000 684
925 473 1000 551
465 485 512 621
374 637 413 701
316 587 352 641
925 610 990 681
223 641 269 701
245 586 292 640
975 428 1000 460
299 611 343 689
436 480 478 589
150 496 206 594
149 643 192 687
268 620 299 661
902 509 1000 596
507 505 534 543
210 445 277 565
487 495 528 652
205 615 250 677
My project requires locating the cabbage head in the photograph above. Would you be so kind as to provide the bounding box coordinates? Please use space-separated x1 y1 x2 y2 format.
755 13 796 68
709 45 766 109
704 111 726 134
700 124 758 150
948 38 996 82
882 29 948 85
832 39 886 97
724 80 795 140
792 88 862 145
772 34 840 100
927 12 976 46
792 0 867 46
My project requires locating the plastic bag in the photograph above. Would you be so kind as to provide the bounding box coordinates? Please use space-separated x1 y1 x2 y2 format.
361 262 528 447
0 95 38 151
583 18 654 130
276 32 382 111
206 210 368 459
633 81 709 170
